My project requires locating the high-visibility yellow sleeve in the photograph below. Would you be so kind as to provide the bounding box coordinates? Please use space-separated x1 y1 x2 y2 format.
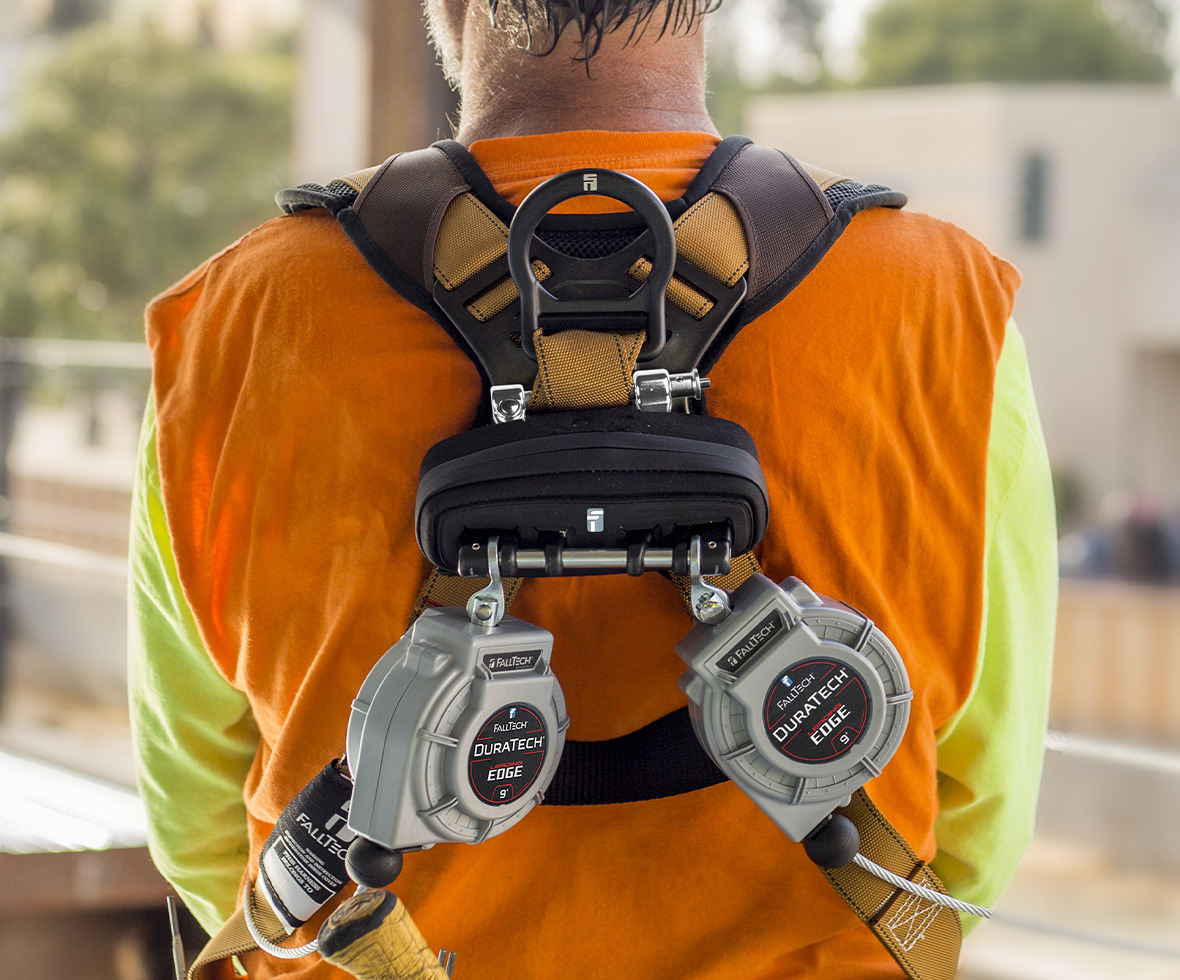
127 396 259 936
932 319 1058 931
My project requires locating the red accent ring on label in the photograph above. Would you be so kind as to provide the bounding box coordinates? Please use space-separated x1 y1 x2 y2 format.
468 703 548 806
763 659 870 764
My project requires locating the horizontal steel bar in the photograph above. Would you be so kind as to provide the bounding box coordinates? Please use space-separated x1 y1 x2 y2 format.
511 548 677 571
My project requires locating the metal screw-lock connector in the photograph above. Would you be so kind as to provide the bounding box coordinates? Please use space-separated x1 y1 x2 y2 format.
490 385 530 423
632 369 710 413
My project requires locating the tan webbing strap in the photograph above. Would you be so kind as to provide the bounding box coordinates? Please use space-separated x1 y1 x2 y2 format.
529 328 645 411
627 257 714 318
409 568 522 625
823 789 962 980
433 190 749 325
666 192 750 287
432 193 511 291
465 260 551 322
188 883 288 980
626 192 749 320
666 549 763 619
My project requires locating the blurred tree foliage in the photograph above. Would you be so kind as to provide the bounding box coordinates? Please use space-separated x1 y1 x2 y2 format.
47 0 112 34
860 0 1173 86
0 25 293 341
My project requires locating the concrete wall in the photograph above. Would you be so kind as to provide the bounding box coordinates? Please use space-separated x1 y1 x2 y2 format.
294 0 457 183
294 0 370 182
747 86 1180 516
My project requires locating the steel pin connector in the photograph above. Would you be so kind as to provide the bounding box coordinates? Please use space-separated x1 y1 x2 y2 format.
633 369 710 412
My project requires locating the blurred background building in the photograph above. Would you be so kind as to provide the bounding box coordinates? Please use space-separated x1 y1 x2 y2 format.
1 0 1180 977
748 85 1180 528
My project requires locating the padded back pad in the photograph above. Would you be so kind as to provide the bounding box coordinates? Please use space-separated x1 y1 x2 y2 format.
415 407 770 575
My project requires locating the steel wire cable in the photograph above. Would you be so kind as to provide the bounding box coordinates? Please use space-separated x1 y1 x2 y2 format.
851 854 993 918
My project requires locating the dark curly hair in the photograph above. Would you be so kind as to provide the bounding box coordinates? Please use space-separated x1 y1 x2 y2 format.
487 0 723 60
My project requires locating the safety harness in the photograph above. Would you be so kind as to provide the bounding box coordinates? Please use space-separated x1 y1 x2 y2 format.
188 137 979 980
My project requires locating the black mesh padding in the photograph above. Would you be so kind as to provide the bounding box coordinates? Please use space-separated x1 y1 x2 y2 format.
824 180 895 209
325 179 362 198
535 227 643 260
276 181 357 215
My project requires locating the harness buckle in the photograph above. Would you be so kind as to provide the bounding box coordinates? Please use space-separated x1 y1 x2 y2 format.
490 385 529 423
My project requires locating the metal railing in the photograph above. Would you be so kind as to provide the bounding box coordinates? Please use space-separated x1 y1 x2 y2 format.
1 338 151 372
0 338 150 684
0 531 128 578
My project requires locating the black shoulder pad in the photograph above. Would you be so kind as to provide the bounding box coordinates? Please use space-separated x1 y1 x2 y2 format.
695 146 907 372
276 139 908 384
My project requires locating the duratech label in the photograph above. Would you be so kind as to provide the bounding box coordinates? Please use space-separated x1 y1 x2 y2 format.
763 659 869 764
468 703 548 805
719 609 785 675
482 649 543 674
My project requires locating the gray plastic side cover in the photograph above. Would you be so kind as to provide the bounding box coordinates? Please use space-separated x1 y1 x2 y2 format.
677 574 913 841
346 607 569 852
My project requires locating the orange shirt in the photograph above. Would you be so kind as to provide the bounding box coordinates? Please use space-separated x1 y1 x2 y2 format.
147 131 1017 979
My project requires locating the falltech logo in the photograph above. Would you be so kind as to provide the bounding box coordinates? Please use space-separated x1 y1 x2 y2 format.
583 172 598 192
720 610 785 675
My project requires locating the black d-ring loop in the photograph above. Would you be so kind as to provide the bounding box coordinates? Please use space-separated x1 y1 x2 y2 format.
507 169 675 361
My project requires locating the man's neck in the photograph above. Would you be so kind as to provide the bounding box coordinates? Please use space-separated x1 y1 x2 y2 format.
452 15 717 145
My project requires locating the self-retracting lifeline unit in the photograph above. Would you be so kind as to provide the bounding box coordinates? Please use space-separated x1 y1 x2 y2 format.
187 138 989 980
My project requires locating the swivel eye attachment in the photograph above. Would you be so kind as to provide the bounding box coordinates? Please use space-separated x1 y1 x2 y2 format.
467 537 507 627
688 535 731 625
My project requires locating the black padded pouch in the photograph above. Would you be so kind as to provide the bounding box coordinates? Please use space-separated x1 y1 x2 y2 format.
415 407 769 575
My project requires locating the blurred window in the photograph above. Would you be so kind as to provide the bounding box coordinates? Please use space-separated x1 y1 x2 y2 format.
1019 151 1051 243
